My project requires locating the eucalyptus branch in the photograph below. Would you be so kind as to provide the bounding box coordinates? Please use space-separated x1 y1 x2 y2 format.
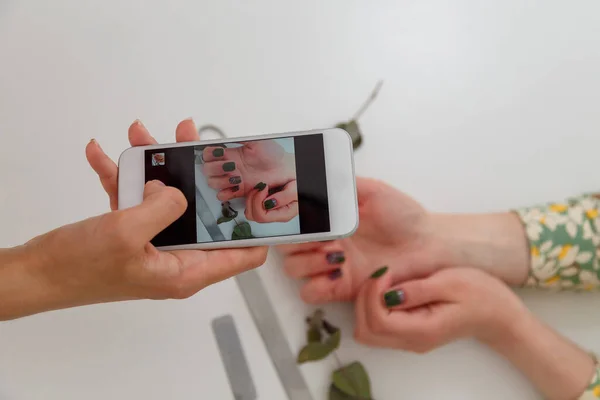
352 80 383 121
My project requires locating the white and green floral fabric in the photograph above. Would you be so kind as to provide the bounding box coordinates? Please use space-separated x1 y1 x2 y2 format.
516 193 600 290
516 193 600 398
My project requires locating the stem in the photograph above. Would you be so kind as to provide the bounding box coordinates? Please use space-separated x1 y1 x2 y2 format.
352 80 383 120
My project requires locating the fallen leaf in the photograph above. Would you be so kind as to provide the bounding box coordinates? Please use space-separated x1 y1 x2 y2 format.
332 362 371 399
297 330 341 364
329 384 355 400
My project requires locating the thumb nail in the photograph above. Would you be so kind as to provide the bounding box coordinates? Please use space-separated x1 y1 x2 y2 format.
149 180 165 187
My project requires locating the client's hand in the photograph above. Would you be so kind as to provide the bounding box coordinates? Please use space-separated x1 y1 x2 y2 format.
279 177 530 304
353 267 524 352
353 267 597 400
244 181 298 223
279 178 434 303
202 140 296 202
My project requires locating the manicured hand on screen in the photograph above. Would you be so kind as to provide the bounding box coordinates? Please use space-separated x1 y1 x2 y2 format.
244 181 299 223
202 140 296 202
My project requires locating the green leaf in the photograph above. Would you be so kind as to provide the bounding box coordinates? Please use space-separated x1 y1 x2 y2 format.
296 330 341 364
306 326 322 343
217 216 233 224
328 384 355 400
232 222 254 240
332 362 371 399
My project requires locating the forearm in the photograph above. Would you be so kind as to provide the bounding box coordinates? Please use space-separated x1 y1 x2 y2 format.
487 311 596 400
432 193 600 290
431 212 530 286
0 246 61 320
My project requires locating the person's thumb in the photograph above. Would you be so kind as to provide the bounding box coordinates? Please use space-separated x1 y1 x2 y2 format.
123 180 188 244
382 274 448 310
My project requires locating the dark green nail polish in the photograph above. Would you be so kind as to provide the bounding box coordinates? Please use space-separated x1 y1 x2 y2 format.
254 182 266 191
222 162 235 172
229 176 242 185
212 148 224 157
231 185 240 192
384 290 405 307
370 266 388 279
264 198 277 210
326 252 345 264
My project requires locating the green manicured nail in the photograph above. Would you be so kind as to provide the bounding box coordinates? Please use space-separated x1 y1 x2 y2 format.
384 290 405 307
254 182 266 191
370 266 388 279
212 148 224 157
222 161 236 172
264 199 277 210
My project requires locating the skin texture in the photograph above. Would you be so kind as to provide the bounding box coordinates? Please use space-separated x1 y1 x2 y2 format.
279 177 530 304
0 119 268 320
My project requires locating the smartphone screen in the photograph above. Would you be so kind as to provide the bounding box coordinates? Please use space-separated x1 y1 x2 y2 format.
144 134 330 246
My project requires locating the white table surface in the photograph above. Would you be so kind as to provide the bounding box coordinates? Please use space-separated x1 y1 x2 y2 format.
1 1 600 399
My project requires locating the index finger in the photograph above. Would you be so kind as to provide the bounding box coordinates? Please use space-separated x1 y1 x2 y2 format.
129 120 157 146
176 118 200 142
172 247 268 291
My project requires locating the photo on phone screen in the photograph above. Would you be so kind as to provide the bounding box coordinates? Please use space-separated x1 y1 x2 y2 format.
144 134 331 247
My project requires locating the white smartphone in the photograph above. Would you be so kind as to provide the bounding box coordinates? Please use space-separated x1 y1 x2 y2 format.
117 128 358 250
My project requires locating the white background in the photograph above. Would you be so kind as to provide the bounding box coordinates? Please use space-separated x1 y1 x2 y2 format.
1 1 599 399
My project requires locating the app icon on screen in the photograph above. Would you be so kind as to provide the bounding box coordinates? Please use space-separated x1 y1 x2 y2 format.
152 152 165 166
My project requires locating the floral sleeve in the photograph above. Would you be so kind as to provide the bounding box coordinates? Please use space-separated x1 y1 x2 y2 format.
581 357 600 400
515 193 600 290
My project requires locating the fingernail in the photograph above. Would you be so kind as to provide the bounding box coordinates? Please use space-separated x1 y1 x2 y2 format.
133 119 144 127
370 266 388 279
254 182 266 191
229 176 242 185
264 199 277 210
328 268 342 280
231 185 240 192
151 180 165 187
213 148 224 157
89 138 96 144
384 290 405 307
326 252 345 264
223 161 235 172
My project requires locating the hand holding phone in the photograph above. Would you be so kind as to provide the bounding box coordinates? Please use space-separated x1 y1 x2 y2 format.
118 128 358 250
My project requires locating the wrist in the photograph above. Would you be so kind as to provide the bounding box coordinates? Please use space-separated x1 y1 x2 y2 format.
485 310 595 400
0 239 65 320
428 212 530 285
